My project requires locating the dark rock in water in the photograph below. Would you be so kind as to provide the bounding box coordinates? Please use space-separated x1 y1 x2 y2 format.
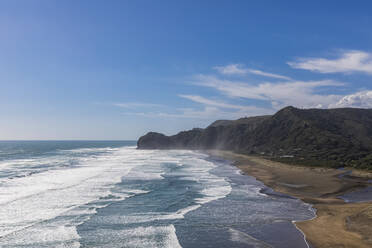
138 106 372 170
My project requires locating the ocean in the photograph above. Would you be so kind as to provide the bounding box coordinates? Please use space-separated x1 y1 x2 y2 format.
0 141 315 248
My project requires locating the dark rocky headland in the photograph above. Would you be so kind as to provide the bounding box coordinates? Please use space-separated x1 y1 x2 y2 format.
138 106 372 170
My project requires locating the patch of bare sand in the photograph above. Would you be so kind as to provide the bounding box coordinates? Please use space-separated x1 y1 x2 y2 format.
297 203 372 248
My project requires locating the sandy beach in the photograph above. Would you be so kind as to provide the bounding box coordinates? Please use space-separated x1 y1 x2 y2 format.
208 150 372 248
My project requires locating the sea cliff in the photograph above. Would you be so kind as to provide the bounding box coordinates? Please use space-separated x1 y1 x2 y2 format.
138 106 372 170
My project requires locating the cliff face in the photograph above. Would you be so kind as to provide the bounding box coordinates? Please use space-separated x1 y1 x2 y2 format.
137 106 372 169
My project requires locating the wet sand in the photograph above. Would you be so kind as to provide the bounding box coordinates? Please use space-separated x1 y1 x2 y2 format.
207 150 372 248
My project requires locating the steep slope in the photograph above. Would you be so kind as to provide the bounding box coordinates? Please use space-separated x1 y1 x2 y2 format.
137 106 372 169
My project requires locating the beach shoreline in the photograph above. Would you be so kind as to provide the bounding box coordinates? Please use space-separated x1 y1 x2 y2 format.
206 150 372 248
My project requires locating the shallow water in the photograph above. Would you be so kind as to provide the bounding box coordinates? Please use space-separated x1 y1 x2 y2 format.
0 141 314 247
340 186 372 203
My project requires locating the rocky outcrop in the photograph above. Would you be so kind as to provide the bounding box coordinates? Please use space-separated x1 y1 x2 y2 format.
137 106 372 170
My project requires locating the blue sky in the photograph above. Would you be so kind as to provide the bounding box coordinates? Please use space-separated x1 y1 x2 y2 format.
1 0 372 140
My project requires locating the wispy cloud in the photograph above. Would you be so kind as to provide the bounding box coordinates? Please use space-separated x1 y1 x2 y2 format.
245 68 291 80
214 64 247 75
114 98 268 120
113 102 164 108
179 94 245 109
117 52 372 122
122 95 273 120
214 64 291 80
122 105 273 120
288 50 372 75
194 75 344 109
179 94 273 115
121 107 224 119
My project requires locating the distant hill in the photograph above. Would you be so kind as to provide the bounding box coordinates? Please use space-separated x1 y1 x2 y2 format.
137 106 372 170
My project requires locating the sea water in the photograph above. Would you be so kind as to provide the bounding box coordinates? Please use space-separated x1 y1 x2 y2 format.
0 141 314 248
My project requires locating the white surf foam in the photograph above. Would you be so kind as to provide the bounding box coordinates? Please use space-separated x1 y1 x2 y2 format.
178 154 232 205
0 224 81 248
0 148 233 247
81 225 181 248
122 225 182 248
0 147 156 247
97 204 204 225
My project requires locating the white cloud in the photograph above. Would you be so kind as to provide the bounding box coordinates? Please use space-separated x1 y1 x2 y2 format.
194 75 344 109
288 50 372 74
214 64 291 80
329 91 372 108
